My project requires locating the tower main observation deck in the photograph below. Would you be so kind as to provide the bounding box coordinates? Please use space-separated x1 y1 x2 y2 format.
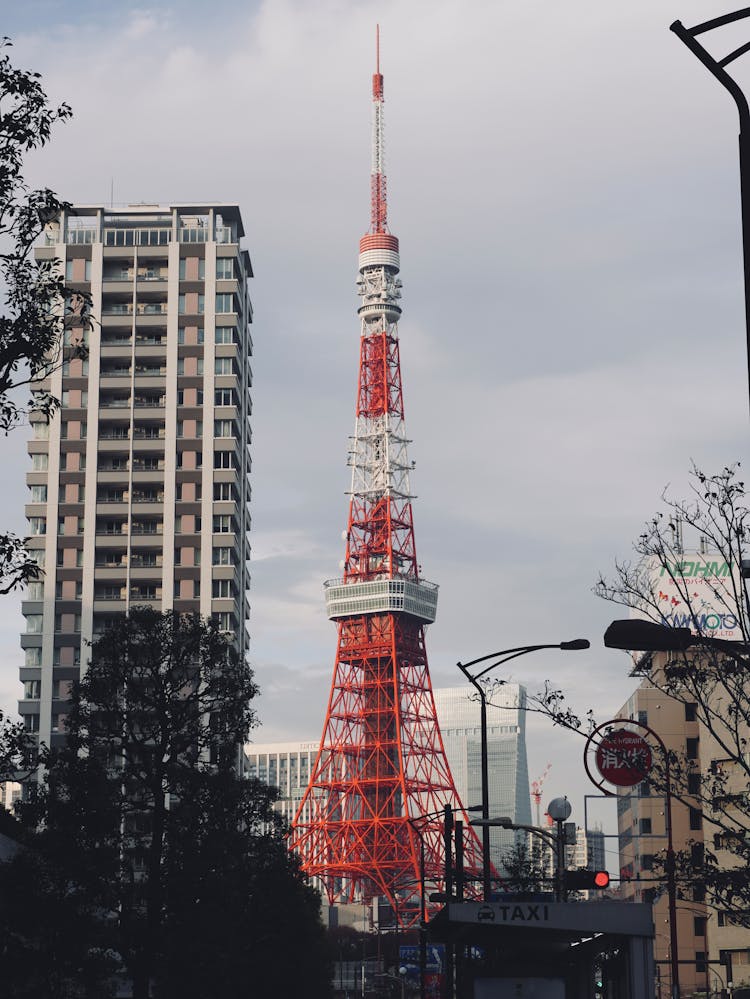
290 33 484 924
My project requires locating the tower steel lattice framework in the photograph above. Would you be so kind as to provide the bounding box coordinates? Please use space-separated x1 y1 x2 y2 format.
290 32 485 923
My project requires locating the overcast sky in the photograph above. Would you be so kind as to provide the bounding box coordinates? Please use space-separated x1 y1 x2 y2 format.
2 1 750 862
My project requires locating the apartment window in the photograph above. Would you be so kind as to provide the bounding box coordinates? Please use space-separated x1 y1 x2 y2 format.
31 453 49 471
212 547 232 566
695 952 707 974
76 550 84 567
29 517 46 535
689 807 703 831
214 451 234 469
24 714 40 732
24 680 40 699
177 358 185 376
197 294 205 314
29 485 48 503
687 772 701 795
197 327 204 344
214 419 234 438
25 615 43 633
216 258 234 279
214 357 233 376
215 326 234 344
215 389 234 407
686 737 699 760
212 579 232 599
213 611 233 632
639 818 652 834
213 482 233 501
25 647 42 667
178 294 186 314
27 580 44 600
213 515 233 534
685 702 698 722
215 293 234 313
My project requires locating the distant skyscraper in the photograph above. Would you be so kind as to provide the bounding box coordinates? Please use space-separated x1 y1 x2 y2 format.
20 204 253 747
432 684 532 870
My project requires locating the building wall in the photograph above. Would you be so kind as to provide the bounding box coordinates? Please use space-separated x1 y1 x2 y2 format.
616 675 750 996
20 204 253 747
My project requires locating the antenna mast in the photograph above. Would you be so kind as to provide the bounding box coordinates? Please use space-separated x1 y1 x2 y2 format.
371 24 388 233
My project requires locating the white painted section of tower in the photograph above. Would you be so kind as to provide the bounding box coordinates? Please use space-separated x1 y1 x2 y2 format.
372 99 384 177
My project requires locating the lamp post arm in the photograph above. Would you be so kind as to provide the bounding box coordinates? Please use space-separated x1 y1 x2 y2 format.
458 643 564 673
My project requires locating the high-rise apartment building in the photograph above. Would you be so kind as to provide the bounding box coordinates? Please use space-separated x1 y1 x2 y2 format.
432 684 532 871
20 204 253 747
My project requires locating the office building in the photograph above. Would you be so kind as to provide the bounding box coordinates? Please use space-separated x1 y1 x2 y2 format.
245 740 320 826
20 203 253 748
432 684 532 871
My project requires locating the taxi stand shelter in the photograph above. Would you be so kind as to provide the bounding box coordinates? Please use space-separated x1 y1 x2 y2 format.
428 899 655 999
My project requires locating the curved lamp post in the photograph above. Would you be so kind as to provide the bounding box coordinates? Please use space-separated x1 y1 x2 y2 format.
457 639 590 900
671 9 750 416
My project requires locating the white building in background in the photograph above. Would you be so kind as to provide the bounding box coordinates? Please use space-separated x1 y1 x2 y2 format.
244 741 320 825
432 684 532 872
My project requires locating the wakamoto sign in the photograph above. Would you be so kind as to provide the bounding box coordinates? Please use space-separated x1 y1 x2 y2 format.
642 554 742 640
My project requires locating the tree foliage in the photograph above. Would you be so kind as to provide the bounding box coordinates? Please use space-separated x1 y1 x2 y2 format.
527 465 750 920
0 37 91 594
0 609 332 999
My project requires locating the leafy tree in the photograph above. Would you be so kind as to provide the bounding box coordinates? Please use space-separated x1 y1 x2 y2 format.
0 37 91 593
529 465 750 921
499 841 548 896
2 609 332 999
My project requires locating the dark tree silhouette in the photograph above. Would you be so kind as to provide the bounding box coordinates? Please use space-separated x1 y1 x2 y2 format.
0 37 91 594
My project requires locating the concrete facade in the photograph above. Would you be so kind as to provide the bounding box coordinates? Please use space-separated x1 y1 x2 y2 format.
617 674 750 997
20 204 253 747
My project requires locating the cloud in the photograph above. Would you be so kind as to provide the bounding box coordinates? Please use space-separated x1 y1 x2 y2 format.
1 0 749 825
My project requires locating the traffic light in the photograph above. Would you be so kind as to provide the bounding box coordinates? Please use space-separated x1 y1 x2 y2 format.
563 869 610 891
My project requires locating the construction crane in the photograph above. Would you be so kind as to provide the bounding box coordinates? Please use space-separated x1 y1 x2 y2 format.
531 763 552 827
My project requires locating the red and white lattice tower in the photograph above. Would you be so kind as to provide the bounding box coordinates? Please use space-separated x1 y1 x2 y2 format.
290 29 484 922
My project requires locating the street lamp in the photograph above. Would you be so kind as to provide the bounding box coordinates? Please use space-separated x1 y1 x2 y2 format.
456 639 590 901
671 10 750 416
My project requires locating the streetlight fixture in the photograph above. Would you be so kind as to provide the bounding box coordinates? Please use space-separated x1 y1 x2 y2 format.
457 639 590 900
671 10 750 416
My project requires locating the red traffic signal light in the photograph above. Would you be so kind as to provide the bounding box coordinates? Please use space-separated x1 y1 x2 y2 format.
563 869 610 891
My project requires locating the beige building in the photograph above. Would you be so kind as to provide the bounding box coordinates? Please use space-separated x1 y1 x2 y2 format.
20 204 253 747
617 674 750 997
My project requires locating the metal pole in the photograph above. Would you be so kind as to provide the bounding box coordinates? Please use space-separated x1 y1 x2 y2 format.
555 819 564 903
419 832 426 999
456 662 490 900
443 804 454 999
671 13 750 417
663 752 680 999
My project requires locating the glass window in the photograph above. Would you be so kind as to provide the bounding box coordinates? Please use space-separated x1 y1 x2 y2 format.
212 547 232 565
214 389 234 406
214 419 234 438
212 579 232 598
213 482 233 501
25 647 42 667
214 357 233 375
215 326 234 344
25 614 43 633
29 485 48 502
215 293 233 313
214 451 233 469
24 680 41 699
29 517 46 535
197 294 205 314
685 702 698 722
178 327 186 345
32 453 49 471
216 258 234 279
213 515 232 533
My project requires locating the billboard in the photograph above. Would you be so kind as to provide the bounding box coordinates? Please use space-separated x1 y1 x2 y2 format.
637 553 743 641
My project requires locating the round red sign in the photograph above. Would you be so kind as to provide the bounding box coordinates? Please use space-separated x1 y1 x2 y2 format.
595 728 653 787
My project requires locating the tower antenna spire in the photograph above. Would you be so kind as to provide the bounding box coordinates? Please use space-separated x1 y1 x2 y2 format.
371 24 387 233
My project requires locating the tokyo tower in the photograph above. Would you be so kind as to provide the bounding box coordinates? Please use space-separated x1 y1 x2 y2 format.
290 30 484 921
